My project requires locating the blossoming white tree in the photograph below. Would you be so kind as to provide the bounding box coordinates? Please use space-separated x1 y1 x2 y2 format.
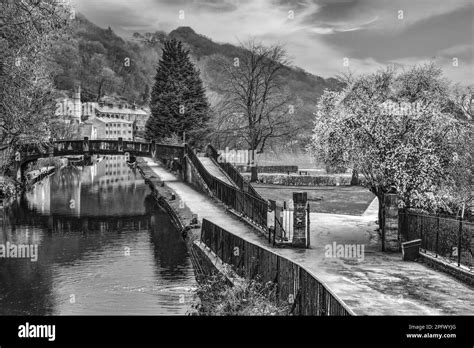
309 64 472 228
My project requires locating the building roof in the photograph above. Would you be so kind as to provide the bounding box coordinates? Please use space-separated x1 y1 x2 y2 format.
95 104 148 116
92 117 133 124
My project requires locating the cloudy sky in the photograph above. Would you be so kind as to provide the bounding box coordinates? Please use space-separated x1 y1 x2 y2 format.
73 0 473 84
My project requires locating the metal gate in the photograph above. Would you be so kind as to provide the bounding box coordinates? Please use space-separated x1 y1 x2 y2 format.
268 199 310 247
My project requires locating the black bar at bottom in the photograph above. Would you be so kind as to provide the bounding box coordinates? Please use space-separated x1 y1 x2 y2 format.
0 316 471 346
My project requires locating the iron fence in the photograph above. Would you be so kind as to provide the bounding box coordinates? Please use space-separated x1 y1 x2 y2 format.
185 144 268 230
206 144 262 199
201 218 353 316
399 209 474 270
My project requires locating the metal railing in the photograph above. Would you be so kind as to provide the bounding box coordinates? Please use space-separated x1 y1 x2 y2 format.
16 139 184 166
399 209 474 270
267 200 310 246
201 218 353 316
206 144 263 199
185 144 268 230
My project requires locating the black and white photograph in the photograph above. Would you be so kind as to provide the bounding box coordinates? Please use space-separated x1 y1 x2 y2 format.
0 0 473 346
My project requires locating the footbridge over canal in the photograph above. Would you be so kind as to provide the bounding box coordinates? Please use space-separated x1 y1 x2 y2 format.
14 138 184 181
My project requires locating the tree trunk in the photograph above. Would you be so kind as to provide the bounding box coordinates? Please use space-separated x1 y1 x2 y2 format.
249 145 257 182
376 192 385 251
350 168 359 185
377 193 384 231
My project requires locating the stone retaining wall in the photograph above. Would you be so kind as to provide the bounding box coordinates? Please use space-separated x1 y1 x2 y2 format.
236 165 298 174
419 252 474 287
242 173 365 186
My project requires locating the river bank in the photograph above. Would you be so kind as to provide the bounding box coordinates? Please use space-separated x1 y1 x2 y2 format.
0 157 68 207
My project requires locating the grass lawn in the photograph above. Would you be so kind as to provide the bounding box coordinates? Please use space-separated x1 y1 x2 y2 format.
253 184 375 215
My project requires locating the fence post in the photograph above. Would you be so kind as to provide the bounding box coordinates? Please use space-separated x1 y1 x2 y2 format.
435 215 439 258
292 192 308 248
419 214 423 251
306 202 311 248
269 199 276 243
457 205 465 267
457 217 462 267
272 225 276 246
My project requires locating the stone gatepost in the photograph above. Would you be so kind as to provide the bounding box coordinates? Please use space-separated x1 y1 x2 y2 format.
383 193 400 252
293 192 308 248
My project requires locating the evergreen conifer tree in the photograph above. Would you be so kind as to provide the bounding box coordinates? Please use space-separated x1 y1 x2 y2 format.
145 38 210 143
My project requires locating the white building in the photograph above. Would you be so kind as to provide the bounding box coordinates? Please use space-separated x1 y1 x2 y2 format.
89 117 133 140
94 102 149 138
55 88 150 140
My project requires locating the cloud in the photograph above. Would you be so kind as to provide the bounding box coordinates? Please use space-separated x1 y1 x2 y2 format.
72 0 473 84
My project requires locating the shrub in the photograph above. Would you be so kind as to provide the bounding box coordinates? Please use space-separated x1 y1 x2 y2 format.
0 176 17 198
189 272 289 316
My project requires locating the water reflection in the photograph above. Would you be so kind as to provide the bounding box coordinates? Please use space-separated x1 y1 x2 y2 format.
0 156 196 315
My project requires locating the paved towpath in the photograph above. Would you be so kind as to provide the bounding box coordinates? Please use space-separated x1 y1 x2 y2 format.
142 158 474 315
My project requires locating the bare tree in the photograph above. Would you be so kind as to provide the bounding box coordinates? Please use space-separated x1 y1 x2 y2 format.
335 67 357 86
214 40 296 163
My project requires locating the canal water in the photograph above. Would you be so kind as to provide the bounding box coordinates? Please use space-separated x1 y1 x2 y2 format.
0 156 196 315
